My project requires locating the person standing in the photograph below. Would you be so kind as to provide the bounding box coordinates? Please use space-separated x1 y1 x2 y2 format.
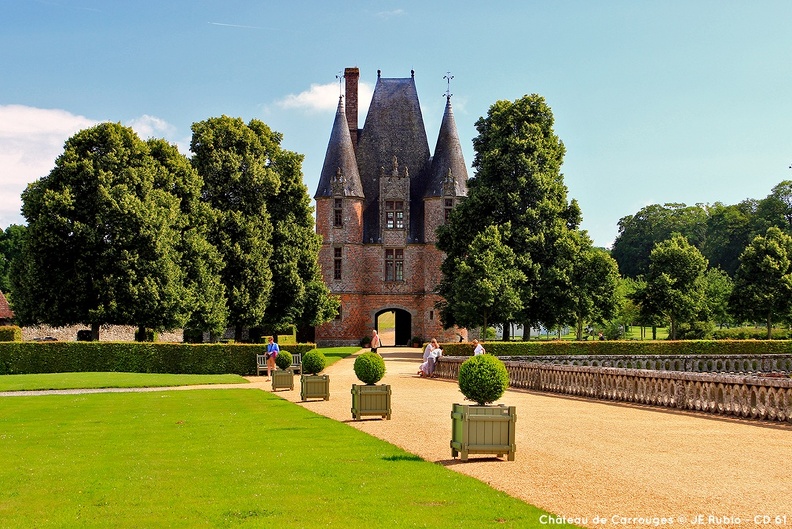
472 339 486 356
266 336 280 380
370 329 380 354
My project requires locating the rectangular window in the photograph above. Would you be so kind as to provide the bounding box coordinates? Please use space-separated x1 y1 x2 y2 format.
333 247 342 280
385 200 404 229
385 248 404 281
335 304 342 320
444 198 453 221
333 198 343 227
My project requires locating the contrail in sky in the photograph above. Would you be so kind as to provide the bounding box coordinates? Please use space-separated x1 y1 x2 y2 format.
208 22 265 30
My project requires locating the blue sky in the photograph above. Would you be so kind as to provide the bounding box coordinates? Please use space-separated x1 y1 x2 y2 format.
2 1 792 248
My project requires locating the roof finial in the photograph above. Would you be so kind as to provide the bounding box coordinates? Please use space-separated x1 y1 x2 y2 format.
443 71 454 99
336 70 344 99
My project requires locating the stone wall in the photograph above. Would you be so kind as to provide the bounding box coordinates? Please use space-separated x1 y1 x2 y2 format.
22 324 184 342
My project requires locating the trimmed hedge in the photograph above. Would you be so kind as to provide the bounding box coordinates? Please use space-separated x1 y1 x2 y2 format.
353 352 386 384
458 354 509 405
0 342 316 376
0 326 21 342
439 340 792 357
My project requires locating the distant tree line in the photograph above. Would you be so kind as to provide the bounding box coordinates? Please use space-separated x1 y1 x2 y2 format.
3 118 338 341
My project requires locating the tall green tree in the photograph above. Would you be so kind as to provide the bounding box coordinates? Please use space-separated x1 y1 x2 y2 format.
635 234 708 340
147 138 227 336
437 224 525 335
568 245 620 340
437 94 581 336
191 116 279 341
262 130 338 332
12 123 197 339
729 227 792 338
703 267 734 328
701 201 757 277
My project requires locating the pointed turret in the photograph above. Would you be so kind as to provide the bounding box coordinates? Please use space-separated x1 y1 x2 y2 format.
426 95 468 197
314 96 364 199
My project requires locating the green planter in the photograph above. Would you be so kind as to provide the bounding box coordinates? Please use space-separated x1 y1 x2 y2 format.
300 374 330 401
450 403 516 461
351 384 391 420
271 369 294 391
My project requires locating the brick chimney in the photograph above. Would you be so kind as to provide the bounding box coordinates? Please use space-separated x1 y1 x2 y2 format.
344 67 359 147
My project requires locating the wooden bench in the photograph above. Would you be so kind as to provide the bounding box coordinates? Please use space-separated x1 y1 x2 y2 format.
290 352 302 374
256 354 268 376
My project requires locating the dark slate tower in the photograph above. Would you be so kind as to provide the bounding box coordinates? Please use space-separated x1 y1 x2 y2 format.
314 68 468 347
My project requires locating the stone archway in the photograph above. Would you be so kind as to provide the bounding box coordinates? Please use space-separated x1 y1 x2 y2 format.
375 308 412 346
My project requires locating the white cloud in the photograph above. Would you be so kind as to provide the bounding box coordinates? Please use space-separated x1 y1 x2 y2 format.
0 105 97 227
375 9 406 18
276 82 374 114
127 114 176 140
0 106 188 228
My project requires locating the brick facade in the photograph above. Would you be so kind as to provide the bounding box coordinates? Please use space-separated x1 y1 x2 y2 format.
314 68 468 346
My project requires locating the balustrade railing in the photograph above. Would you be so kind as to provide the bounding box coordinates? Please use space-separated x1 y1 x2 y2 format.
434 356 792 423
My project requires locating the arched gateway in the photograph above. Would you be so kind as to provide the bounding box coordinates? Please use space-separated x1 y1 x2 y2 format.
375 308 412 347
314 67 469 347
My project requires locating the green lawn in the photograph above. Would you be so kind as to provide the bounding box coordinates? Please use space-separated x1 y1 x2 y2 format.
0 372 247 392
0 389 579 528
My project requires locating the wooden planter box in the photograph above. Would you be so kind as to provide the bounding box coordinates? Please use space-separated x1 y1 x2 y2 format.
300 374 330 401
351 384 391 420
450 403 516 461
271 369 294 391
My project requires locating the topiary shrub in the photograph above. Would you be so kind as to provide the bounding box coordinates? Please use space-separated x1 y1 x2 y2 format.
353 352 386 385
0 326 22 342
301 350 326 375
458 354 509 405
275 350 293 370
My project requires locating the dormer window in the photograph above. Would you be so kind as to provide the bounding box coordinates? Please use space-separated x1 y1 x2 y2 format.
385 200 404 229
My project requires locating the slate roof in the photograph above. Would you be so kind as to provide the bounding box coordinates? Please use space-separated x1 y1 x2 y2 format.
314 96 364 199
355 74 431 242
426 95 469 197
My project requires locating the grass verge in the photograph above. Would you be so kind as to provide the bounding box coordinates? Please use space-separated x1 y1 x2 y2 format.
0 390 579 528
0 372 247 392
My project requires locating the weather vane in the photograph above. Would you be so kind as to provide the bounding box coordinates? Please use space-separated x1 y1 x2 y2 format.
444 71 454 98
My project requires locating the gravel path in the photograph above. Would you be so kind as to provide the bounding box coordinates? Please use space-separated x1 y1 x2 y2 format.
270 348 792 529
4 348 790 528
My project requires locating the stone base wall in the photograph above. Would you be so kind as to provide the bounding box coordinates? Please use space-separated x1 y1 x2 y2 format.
22 325 184 342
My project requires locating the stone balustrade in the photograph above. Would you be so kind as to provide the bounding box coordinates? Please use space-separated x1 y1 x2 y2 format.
434 356 792 423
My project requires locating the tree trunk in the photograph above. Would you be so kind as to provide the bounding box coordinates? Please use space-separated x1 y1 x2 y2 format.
503 323 511 341
91 322 100 341
576 318 583 340
234 325 244 342
651 326 657 340
767 313 773 340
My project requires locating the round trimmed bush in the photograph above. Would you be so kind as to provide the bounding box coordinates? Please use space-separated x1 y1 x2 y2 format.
275 350 293 370
353 352 386 384
458 354 509 405
301 350 327 375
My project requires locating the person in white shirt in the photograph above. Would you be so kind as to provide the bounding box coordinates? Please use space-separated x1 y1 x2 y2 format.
472 339 485 356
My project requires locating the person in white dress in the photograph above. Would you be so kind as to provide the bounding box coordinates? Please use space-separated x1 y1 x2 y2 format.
419 338 442 377
472 339 485 356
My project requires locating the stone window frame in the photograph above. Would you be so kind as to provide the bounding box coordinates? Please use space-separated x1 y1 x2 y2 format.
385 248 404 281
384 200 405 230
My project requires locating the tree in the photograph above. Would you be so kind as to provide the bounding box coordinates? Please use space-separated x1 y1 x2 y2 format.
437 94 581 336
635 234 708 340
437 224 526 335
611 203 708 279
259 134 338 333
729 227 792 338
701 201 757 277
703 267 733 328
12 123 199 339
568 245 620 340
0 224 25 297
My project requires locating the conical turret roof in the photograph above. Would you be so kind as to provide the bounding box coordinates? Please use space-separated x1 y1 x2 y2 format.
426 95 468 197
314 96 364 199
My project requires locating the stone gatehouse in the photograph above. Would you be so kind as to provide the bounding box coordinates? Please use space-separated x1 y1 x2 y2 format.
314 67 468 347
